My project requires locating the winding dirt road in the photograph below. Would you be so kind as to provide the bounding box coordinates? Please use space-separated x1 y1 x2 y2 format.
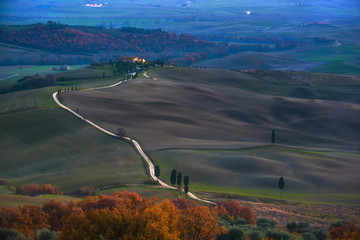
53 77 214 204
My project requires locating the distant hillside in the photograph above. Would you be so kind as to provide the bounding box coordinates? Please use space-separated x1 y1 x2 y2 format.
0 23 212 54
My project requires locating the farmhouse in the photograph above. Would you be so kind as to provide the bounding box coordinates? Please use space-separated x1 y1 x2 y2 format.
60 65 71 70
121 56 146 63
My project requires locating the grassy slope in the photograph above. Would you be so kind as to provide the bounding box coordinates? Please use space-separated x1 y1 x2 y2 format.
61 67 360 204
0 70 147 199
151 146 360 205
0 108 145 193
0 193 80 208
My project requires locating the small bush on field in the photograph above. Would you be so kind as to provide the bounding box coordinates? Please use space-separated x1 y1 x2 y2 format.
256 218 276 229
217 226 245 240
265 229 295 240
297 221 310 233
22 184 62 196
73 185 97 196
0 228 28 240
286 221 297 232
313 228 328 240
248 229 264 240
303 232 317 240
329 221 360 240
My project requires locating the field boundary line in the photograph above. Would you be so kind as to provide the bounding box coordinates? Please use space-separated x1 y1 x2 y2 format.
52 77 215 205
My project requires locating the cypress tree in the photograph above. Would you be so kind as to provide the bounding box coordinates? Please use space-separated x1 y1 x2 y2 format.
184 176 189 187
154 165 160 179
184 185 189 194
177 172 182 188
278 177 285 200
271 130 276 144
170 169 177 185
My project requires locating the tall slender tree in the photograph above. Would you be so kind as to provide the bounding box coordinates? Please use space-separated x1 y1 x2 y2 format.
278 177 285 200
177 172 182 188
271 129 276 144
154 165 160 180
184 185 189 194
184 176 189 187
170 169 177 186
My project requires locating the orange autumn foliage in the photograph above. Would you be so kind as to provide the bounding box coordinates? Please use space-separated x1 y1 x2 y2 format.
22 183 62 196
172 197 199 210
329 221 360 240
42 199 71 231
0 192 259 240
180 206 227 240
0 205 48 239
217 200 256 225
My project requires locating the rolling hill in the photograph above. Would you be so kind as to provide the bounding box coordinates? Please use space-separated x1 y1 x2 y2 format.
61 67 360 200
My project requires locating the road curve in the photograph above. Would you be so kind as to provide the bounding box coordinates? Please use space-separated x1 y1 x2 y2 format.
52 77 215 205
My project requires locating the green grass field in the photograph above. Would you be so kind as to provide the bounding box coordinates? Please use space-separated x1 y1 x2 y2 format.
0 193 80 208
0 65 87 82
0 70 148 200
97 184 182 201
0 108 146 193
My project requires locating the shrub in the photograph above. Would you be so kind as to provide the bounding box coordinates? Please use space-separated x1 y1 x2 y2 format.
38 229 60 240
256 218 276 229
265 229 295 240
22 184 62 196
0 178 8 185
233 218 248 226
74 185 97 196
0 228 27 240
217 226 245 240
329 221 360 240
297 221 310 233
329 220 348 230
217 201 256 225
172 198 198 210
303 232 316 240
313 228 328 240
248 229 264 240
286 221 297 232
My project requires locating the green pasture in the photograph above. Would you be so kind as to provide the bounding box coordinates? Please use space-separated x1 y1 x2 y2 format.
0 193 80 208
97 184 182 201
151 145 360 205
0 65 87 82
294 44 360 62
0 108 146 193
191 184 360 206
314 61 360 75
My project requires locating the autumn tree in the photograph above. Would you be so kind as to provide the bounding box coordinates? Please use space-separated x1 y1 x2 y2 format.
180 206 226 240
217 201 256 225
177 172 182 188
170 169 177 186
278 177 285 200
42 199 70 231
172 198 199 210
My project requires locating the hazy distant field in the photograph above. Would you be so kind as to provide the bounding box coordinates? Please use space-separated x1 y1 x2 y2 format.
61 67 360 203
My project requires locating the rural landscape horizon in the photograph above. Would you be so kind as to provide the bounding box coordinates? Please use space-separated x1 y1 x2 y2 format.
0 1 359 240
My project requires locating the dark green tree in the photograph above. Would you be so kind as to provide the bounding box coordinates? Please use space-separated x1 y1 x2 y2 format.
278 177 285 200
177 172 182 188
154 165 160 180
170 169 177 186
184 185 189 194
271 129 276 144
184 176 189 186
